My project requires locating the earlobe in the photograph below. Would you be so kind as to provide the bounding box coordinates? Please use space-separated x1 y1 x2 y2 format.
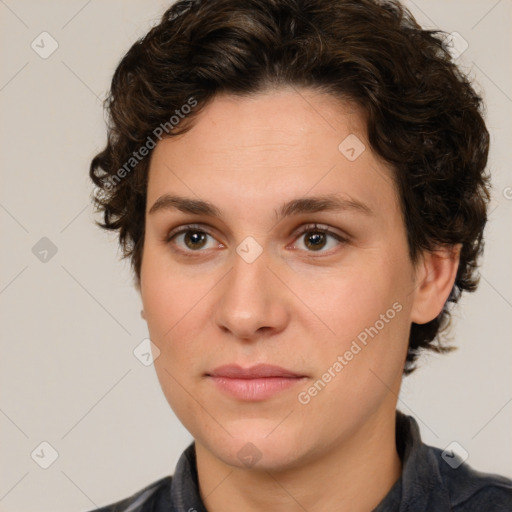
410 244 461 325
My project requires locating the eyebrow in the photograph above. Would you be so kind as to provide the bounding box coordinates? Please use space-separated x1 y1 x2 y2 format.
148 193 374 219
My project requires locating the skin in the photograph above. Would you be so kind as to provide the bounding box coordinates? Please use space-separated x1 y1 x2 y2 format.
139 87 460 512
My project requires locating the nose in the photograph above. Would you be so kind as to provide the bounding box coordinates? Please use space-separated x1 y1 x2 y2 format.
213 247 290 342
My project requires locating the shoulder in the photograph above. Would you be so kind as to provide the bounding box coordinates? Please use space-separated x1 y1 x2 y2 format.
394 412 512 511
431 445 512 511
87 475 173 512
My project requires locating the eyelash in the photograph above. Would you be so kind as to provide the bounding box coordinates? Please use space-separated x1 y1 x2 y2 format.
165 223 348 257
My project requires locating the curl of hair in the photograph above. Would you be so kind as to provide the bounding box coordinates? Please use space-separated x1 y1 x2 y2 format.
90 0 490 374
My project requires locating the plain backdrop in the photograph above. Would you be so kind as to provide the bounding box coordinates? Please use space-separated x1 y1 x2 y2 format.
0 1 511 511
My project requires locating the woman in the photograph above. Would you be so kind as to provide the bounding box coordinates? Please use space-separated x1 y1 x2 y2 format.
88 0 512 510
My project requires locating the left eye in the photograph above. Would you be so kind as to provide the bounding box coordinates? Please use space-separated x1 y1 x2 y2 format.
292 224 347 252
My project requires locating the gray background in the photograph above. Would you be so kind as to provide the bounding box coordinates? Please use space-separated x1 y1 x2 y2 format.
0 1 511 511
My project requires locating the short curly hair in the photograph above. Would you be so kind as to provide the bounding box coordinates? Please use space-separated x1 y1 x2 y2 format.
90 0 490 374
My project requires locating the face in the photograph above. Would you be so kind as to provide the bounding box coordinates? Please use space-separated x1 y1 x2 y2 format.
140 87 418 472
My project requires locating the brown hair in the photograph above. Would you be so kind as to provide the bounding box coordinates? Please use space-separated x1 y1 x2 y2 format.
90 0 490 373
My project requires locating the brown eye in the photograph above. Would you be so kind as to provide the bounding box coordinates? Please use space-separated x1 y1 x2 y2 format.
183 230 208 250
166 225 220 253
304 230 328 251
293 224 347 253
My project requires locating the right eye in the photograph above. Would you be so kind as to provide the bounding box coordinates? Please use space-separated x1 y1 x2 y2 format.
166 224 224 254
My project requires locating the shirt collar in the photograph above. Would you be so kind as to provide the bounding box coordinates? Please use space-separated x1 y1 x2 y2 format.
169 441 208 512
374 410 451 511
169 410 452 512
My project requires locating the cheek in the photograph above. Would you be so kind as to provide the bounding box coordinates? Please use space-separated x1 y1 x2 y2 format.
292 269 411 428
296 263 406 335
141 255 207 423
293 249 413 376
140 246 218 371
141 241 193 321
141 248 186 347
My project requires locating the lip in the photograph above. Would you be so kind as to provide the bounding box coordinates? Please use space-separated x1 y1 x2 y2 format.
208 364 304 379
206 364 307 401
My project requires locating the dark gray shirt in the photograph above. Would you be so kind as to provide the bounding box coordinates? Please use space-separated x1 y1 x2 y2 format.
90 411 512 511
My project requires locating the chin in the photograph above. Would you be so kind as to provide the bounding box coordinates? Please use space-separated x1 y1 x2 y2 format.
195 420 311 472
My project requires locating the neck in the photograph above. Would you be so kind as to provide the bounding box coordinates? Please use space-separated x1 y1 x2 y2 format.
195 409 402 512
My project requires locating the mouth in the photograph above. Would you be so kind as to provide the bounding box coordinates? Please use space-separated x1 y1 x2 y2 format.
205 364 307 401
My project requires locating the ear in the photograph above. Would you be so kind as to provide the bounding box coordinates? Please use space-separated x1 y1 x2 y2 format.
410 244 461 324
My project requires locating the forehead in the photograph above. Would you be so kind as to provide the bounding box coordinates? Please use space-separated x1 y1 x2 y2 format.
146 88 398 220
159 88 367 164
